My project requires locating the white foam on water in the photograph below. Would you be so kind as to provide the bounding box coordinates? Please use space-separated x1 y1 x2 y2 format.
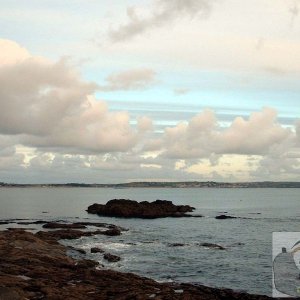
80 241 132 251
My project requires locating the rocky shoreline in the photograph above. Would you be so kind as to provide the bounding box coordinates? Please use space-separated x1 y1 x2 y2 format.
0 219 277 300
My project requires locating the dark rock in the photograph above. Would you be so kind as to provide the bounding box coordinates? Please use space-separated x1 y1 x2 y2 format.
17 220 46 225
101 228 121 236
91 247 104 253
87 199 195 219
198 242 226 250
75 248 86 255
43 222 87 229
103 253 121 262
168 243 186 247
0 287 23 300
76 259 99 268
0 221 9 225
0 229 273 299
215 215 237 220
36 229 104 240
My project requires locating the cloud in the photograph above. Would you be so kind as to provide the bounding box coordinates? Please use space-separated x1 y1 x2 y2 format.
0 39 299 182
160 108 295 159
108 0 214 42
219 108 290 155
99 68 157 91
0 39 30 65
0 39 147 153
289 0 300 27
137 116 153 132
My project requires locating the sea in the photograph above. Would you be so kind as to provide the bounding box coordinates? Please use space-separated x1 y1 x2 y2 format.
0 187 299 296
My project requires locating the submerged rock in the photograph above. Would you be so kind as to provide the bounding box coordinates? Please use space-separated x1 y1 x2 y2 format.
198 242 226 250
87 199 195 219
168 243 186 247
91 247 104 254
215 215 237 220
43 222 86 229
103 253 121 262
101 228 121 236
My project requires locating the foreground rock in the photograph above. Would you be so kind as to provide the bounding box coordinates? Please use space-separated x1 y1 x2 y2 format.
87 199 196 219
0 229 273 299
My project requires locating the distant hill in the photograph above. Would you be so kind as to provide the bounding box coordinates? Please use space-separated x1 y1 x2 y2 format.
0 181 300 188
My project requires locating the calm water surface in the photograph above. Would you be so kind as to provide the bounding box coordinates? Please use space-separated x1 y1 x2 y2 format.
0 187 299 296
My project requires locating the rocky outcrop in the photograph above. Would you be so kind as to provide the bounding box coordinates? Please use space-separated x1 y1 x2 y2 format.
43 222 87 229
36 227 122 241
215 214 237 220
168 243 186 247
198 242 226 250
0 229 273 299
87 199 196 218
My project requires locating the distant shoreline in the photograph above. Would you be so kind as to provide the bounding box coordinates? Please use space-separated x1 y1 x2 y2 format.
1 181 300 188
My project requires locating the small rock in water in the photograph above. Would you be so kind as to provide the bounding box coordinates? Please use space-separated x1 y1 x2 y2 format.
198 242 226 250
215 215 237 220
103 253 121 262
168 243 186 247
101 228 121 236
91 247 105 253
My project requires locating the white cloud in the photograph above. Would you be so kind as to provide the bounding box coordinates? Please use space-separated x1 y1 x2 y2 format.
160 108 295 158
0 39 30 65
0 39 146 153
99 68 157 91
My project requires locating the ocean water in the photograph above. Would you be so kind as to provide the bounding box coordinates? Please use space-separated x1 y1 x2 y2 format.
0 187 299 296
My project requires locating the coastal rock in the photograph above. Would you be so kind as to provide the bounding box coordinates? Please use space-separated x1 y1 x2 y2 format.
101 228 121 236
91 247 105 253
36 229 105 240
43 222 87 229
103 253 121 262
215 215 237 220
87 199 195 219
0 229 274 299
168 243 186 247
198 242 226 250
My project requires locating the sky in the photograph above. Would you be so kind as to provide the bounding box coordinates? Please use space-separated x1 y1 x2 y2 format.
0 0 299 183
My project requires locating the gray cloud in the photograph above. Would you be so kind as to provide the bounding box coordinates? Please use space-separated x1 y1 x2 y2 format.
99 68 157 91
109 0 214 42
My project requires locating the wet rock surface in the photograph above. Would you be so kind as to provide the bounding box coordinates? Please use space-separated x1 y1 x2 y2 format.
91 247 105 254
103 253 121 262
43 222 87 229
87 199 196 219
168 243 186 247
0 228 276 299
198 242 226 250
215 214 237 219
